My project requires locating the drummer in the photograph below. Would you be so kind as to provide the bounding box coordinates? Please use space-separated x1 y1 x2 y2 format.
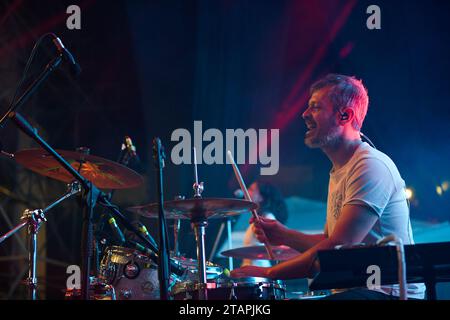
230 74 426 300
241 181 288 267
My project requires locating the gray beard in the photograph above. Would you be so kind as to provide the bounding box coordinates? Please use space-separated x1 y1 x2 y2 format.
305 128 341 149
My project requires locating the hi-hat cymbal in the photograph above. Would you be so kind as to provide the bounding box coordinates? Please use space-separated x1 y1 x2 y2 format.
221 245 300 261
127 198 257 220
14 148 143 189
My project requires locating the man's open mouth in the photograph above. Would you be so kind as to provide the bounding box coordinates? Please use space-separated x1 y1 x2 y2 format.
305 123 317 134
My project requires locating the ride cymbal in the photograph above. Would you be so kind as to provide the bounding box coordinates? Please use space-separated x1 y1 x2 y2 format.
127 198 257 220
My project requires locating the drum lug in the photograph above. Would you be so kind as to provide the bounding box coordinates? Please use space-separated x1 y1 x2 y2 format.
255 283 264 300
229 284 237 300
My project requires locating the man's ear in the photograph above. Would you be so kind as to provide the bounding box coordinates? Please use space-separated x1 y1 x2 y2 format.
340 107 354 124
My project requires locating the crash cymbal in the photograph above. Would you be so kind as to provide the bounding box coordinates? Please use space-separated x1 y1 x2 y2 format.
221 245 299 261
14 148 143 189
127 198 257 220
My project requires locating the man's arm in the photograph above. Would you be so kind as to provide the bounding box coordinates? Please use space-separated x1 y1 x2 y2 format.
231 204 379 280
283 229 326 253
267 204 378 279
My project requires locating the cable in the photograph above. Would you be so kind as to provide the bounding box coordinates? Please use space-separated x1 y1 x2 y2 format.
8 33 55 108
360 132 377 149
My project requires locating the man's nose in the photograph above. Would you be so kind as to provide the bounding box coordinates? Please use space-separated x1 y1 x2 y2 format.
302 107 310 120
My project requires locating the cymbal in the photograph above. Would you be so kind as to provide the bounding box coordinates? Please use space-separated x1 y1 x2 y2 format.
221 245 300 261
14 148 143 189
127 198 257 220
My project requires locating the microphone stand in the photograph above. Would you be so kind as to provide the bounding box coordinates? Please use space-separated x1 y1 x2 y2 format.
0 55 62 129
153 137 171 300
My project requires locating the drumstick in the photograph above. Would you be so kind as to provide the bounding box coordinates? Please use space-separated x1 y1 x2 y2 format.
193 147 199 184
227 150 275 260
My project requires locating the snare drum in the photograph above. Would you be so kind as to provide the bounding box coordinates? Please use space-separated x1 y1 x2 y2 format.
171 277 286 300
173 256 224 281
99 246 178 300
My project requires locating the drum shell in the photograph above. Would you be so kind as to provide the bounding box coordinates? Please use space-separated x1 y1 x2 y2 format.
64 277 116 300
171 277 286 300
99 246 167 300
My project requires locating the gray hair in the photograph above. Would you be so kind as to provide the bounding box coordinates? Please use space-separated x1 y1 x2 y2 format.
310 74 369 130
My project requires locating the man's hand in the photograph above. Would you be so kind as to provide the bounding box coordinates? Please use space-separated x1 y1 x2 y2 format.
250 216 289 246
230 266 272 279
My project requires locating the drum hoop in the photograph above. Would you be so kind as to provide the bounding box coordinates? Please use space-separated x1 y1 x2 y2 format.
103 246 153 265
217 277 285 288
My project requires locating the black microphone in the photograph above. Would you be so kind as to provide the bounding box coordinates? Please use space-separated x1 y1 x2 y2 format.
52 36 82 77
107 216 126 245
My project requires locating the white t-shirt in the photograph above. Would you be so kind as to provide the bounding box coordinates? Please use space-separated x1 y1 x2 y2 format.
326 142 425 299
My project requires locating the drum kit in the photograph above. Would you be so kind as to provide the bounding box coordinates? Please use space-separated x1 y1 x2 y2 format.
0 141 303 301
0 33 327 301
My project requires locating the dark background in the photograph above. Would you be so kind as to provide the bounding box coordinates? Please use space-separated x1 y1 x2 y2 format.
0 0 449 299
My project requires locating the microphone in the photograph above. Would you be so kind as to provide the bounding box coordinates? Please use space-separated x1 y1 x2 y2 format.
51 36 82 77
107 217 126 245
127 239 186 277
123 136 139 160
120 135 144 173
136 221 158 250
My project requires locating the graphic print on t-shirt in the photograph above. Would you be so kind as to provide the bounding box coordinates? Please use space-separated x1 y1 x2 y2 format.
330 191 344 220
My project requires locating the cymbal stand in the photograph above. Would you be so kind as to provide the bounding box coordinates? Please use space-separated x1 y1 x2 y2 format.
0 181 81 300
191 147 208 300
192 217 207 300
173 218 181 257
172 195 185 258
226 218 234 270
